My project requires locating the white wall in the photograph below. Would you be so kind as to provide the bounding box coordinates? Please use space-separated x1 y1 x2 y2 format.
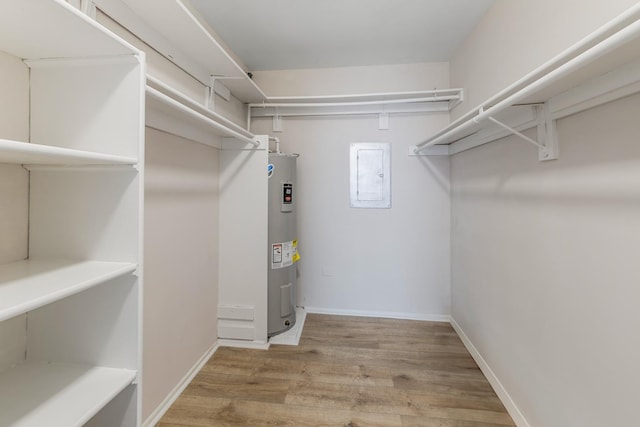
451 92 640 427
0 51 29 374
449 2 640 426
143 128 220 418
218 137 269 344
252 64 451 320
450 0 639 119
97 10 247 128
253 62 449 96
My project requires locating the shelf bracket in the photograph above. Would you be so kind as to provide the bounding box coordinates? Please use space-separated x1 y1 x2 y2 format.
206 76 232 111
486 116 545 148
272 108 283 132
206 77 215 110
379 112 389 130
379 104 389 130
484 102 558 161
535 103 559 161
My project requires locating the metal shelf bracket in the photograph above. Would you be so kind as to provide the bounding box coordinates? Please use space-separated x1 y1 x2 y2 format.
480 103 558 161
535 103 559 161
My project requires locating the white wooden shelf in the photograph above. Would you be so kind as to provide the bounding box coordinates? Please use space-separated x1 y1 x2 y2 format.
0 259 137 322
0 0 138 60
0 139 137 166
0 361 136 427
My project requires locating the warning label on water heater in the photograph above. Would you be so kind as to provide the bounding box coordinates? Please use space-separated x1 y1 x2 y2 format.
271 240 299 269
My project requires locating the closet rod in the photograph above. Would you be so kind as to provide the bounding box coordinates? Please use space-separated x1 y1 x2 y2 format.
146 86 259 147
264 88 462 102
249 94 459 109
147 75 254 139
414 11 640 152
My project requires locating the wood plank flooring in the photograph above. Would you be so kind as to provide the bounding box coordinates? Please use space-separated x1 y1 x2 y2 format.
158 314 515 427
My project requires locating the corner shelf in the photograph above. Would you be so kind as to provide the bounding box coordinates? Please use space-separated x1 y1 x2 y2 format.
0 259 137 323
0 139 137 166
0 362 136 427
413 5 640 159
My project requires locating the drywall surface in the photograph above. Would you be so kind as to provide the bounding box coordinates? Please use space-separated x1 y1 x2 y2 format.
143 128 220 419
449 2 640 426
252 63 451 319
0 51 29 374
450 0 639 120
96 10 247 128
253 62 449 97
451 92 640 427
218 141 269 343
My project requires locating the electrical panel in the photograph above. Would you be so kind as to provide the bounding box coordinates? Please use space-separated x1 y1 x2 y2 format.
349 142 391 208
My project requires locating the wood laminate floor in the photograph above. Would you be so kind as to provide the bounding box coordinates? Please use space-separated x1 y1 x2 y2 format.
158 314 515 427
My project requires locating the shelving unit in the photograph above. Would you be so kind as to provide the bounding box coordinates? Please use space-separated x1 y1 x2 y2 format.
412 5 640 160
0 362 136 427
0 0 144 425
93 0 267 103
0 260 137 323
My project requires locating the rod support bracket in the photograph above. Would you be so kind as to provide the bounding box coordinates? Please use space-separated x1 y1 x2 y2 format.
272 107 283 132
485 103 558 161
536 103 559 161
379 112 389 130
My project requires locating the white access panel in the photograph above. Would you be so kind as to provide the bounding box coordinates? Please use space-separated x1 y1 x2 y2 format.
350 142 391 208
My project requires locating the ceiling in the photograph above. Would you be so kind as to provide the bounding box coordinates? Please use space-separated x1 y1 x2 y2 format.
188 0 495 71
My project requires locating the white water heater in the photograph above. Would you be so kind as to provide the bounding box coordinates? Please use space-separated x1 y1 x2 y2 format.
267 153 298 336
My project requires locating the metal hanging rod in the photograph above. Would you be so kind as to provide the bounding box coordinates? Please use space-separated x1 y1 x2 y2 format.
146 86 259 147
249 92 462 109
147 75 254 139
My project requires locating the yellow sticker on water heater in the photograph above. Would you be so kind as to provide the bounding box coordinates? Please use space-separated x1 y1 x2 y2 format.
292 239 300 263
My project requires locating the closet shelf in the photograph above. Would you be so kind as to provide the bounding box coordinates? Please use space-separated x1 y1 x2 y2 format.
0 0 137 60
414 5 640 156
0 259 137 322
0 362 136 427
146 84 259 148
0 139 138 166
101 0 266 103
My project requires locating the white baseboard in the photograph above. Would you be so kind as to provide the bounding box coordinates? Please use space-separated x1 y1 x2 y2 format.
449 317 530 427
217 338 270 350
143 342 220 427
305 306 450 322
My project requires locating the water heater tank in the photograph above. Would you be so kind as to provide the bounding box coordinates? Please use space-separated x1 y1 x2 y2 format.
267 153 298 336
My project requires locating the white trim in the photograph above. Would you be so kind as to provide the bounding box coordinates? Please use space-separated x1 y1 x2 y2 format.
305 306 450 323
217 339 270 350
142 342 219 427
449 317 530 427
